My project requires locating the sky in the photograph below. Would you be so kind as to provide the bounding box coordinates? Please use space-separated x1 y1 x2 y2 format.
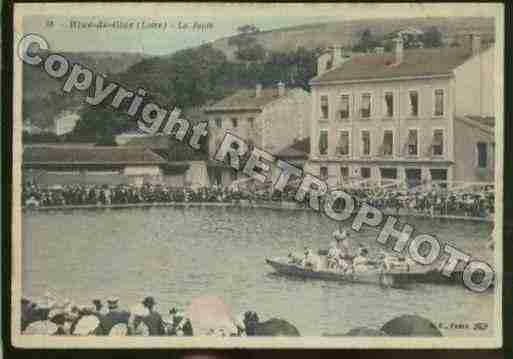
14 3 501 56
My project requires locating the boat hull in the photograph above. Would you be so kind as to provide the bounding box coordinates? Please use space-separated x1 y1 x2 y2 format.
265 258 411 288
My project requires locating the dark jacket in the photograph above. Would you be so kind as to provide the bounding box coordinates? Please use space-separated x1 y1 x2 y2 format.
99 309 130 335
142 311 165 336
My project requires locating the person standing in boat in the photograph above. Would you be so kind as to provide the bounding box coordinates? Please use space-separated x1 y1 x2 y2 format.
331 227 352 271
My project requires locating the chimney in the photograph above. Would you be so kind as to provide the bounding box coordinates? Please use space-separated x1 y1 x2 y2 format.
332 45 344 67
394 37 404 65
277 81 285 97
470 33 481 56
256 83 262 98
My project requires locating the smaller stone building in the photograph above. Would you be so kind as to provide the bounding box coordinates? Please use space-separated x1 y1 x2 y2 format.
204 83 311 186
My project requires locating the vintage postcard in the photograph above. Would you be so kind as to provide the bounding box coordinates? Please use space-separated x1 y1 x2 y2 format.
11 2 503 349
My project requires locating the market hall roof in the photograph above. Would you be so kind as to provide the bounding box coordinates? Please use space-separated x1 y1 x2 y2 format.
204 87 301 112
23 145 167 165
311 45 492 84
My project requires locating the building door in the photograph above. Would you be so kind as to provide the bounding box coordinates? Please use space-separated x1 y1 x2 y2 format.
380 168 397 185
405 168 422 188
430 169 447 189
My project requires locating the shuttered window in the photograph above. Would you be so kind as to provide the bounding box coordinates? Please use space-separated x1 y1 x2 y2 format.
361 130 371 156
319 130 328 155
320 95 329 119
383 130 393 156
361 93 371 118
337 131 349 155
432 130 444 156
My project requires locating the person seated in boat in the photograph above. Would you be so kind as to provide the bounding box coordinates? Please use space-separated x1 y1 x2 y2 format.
382 253 414 272
301 247 319 271
287 252 302 265
326 242 340 269
333 229 354 270
352 247 379 272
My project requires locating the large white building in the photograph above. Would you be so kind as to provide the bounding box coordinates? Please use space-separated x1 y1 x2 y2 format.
307 34 495 188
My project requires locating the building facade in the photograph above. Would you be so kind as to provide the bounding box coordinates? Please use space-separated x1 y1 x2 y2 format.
307 34 495 189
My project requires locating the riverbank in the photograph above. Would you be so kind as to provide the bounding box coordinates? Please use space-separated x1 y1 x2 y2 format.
22 201 494 223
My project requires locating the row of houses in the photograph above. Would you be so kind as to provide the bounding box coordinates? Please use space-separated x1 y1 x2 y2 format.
23 33 496 190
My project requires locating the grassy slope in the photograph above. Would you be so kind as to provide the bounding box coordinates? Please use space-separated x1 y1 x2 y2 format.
211 16 495 61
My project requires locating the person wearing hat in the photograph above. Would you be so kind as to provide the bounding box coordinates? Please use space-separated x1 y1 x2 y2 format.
141 296 165 336
353 247 371 273
98 296 130 335
333 227 352 261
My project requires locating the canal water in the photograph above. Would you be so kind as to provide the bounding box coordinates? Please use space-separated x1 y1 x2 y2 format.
22 206 496 336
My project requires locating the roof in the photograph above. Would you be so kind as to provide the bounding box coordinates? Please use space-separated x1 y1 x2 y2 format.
465 115 495 128
167 138 209 161
205 87 300 112
311 45 490 84
274 137 310 159
23 145 167 165
455 116 495 137
123 135 170 149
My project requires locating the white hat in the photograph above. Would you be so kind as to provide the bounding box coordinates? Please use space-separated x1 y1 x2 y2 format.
333 229 348 241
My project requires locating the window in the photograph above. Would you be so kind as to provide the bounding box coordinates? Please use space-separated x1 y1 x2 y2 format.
320 95 329 119
384 92 394 117
361 167 371 179
248 117 254 129
406 129 418 156
380 168 397 179
383 130 394 156
361 93 371 118
320 166 329 181
405 169 422 188
361 130 371 156
477 142 487 168
319 130 328 155
337 130 350 156
409 91 419 117
339 94 350 119
231 118 238 128
214 118 222 129
432 129 444 156
340 167 349 180
434 89 444 116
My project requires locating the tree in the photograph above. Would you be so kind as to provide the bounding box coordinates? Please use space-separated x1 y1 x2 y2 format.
352 28 380 52
422 26 443 48
228 24 266 62
236 24 260 35
72 107 131 144
236 43 266 62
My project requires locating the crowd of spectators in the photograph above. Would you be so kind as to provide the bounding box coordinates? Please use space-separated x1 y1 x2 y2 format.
22 295 231 336
22 182 494 219
21 294 300 336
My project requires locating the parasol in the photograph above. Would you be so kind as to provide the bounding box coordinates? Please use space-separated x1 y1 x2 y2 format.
73 315 100 335
23 320 58 335
187 295 238 336
109 323 128 336
381 314 442 337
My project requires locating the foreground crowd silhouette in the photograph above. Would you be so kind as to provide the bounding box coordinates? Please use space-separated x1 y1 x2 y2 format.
21 295 299 337
22 182 494 218
21 294 443 337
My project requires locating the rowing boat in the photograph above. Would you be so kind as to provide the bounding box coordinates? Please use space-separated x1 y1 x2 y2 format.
265 257 413 288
